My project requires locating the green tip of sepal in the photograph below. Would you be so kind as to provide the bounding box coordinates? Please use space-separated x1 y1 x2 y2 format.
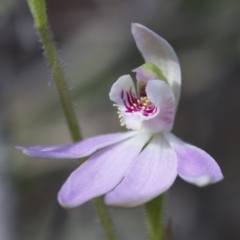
133 62 167 83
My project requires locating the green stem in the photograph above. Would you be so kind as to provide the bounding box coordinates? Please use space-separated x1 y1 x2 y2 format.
27 0 80 142
145 194 165 240
93 198 117 240
27 1 117 239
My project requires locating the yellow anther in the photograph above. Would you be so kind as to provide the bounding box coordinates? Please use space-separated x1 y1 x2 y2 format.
130 106 134 110
133 103 137 107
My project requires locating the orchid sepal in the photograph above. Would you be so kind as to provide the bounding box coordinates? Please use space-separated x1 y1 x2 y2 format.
131 23 181 107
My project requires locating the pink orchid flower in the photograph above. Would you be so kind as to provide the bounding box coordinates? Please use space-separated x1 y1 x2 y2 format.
17 23 223 208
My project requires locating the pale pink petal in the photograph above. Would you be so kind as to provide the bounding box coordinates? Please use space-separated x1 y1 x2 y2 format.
105 134 177 207
165 133 223 186
109 74 137 109
121 114 143 131
131 23 181 106
58 133 151 207
142 80 176 133
16 131 137 159
109 74 151 131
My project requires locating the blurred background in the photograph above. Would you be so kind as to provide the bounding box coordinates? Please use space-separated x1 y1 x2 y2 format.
0 0 240 239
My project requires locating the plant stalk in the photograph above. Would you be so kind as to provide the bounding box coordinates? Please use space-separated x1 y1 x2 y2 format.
145 194 165 240
27 1 117 239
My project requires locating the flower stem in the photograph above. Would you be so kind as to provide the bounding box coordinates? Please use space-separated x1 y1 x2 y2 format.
27 1 117 239
27 0 80 142
145 194 165 240
93 198 117 240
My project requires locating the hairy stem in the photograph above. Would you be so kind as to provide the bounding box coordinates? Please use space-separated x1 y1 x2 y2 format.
27 0 80 141
27 1 117 239
93 198 117 240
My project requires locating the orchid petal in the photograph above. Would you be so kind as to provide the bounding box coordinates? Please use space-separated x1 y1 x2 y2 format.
109 74 146 131
142 80 176 133
16 131 137 159
131 23 181 106
120 114 143 131
165 133 223 186
58 133 151 207
109 74 137 109
105 134 177 207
